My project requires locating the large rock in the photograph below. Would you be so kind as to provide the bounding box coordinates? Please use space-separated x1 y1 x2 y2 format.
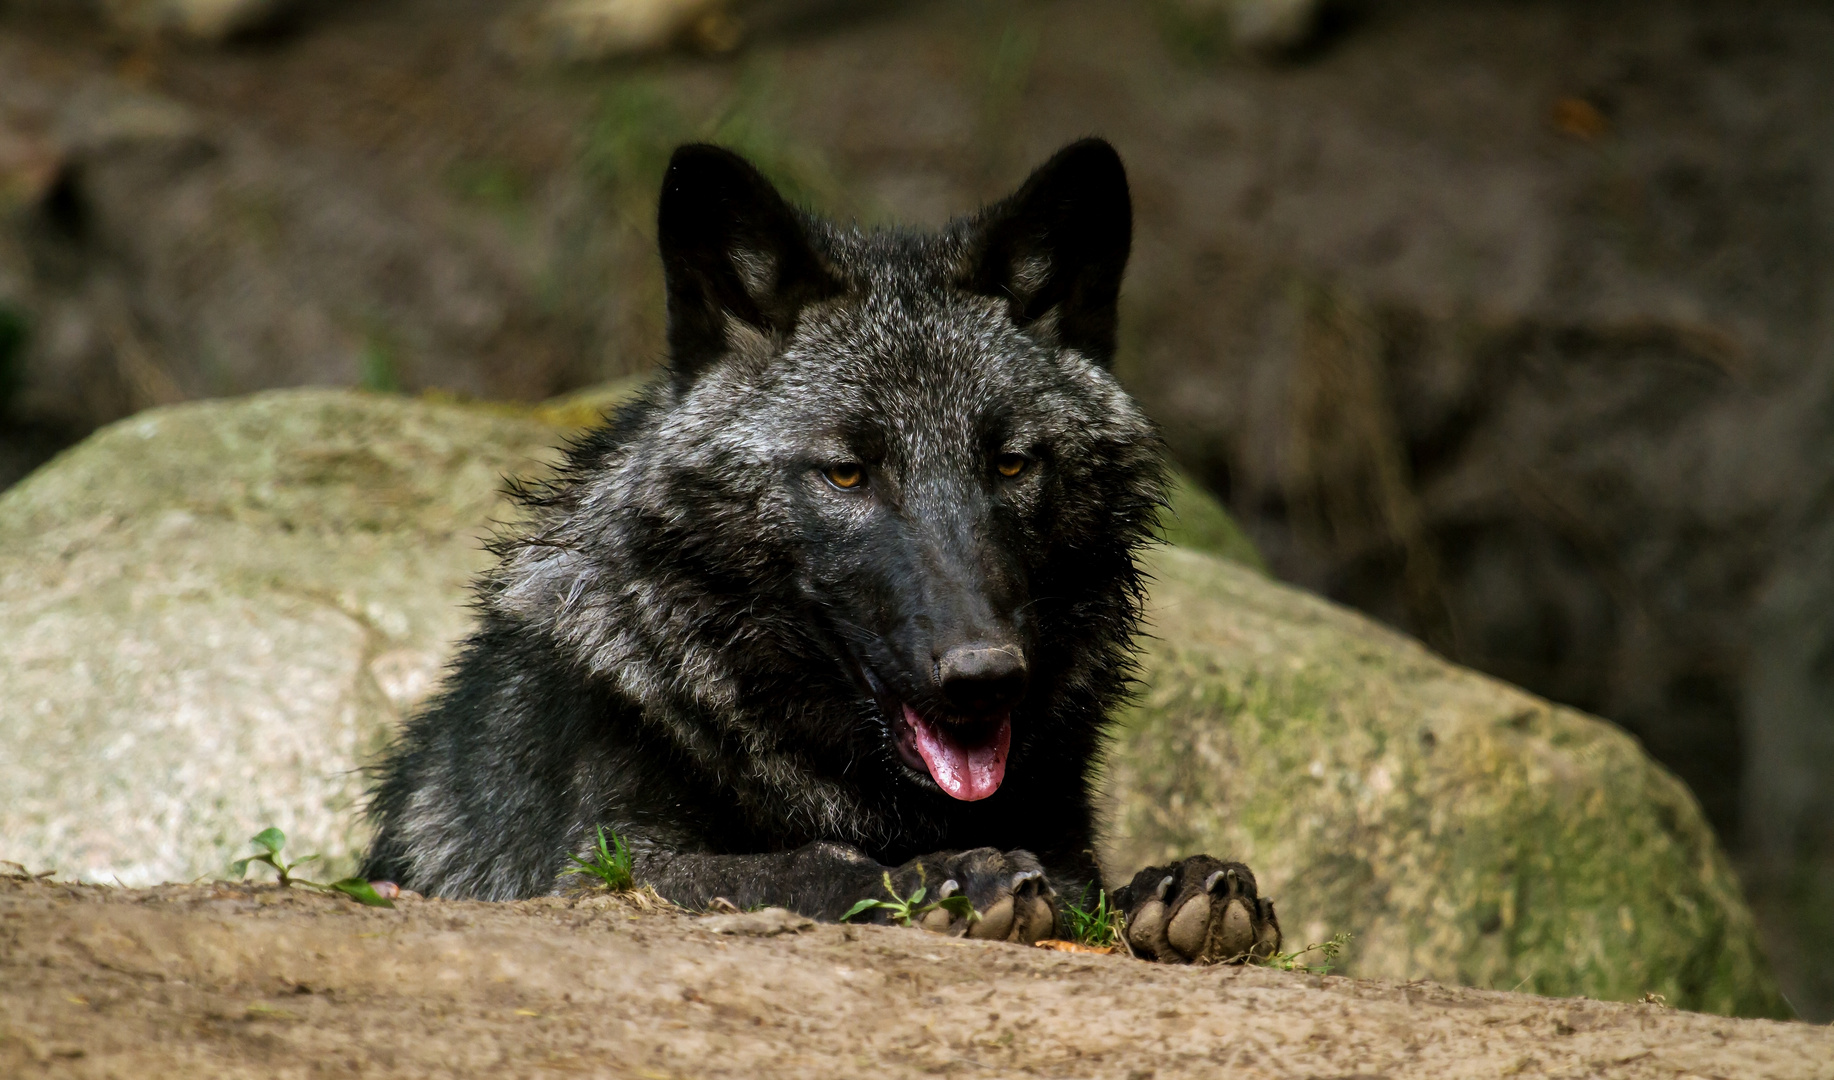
0 391 563 885
0 389 1783 1016
1102 547 1784 1018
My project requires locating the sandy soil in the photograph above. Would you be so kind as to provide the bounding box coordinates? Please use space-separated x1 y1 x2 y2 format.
1 876 1826 1080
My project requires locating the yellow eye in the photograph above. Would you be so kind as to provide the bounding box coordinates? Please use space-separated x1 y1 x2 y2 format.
825 463 865 489
995 454 1028 478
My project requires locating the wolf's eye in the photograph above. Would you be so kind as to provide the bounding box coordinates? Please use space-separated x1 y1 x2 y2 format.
824 463 865 490
995 454 1029 479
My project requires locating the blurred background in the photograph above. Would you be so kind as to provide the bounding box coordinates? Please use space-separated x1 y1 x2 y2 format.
1 0 1829 1018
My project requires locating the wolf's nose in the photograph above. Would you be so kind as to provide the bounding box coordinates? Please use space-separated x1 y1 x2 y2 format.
938 643 1028 716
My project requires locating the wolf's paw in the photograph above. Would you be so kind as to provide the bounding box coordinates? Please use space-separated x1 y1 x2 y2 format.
1115 856 1281 964
893 847 1057 944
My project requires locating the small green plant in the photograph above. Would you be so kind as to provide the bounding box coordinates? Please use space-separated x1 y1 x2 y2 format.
1258 931 1352 974
842 870 979 928
358 330 401 394
228 828 394 908
230 826 318 886
1062 886 1127 949
561 825 635 891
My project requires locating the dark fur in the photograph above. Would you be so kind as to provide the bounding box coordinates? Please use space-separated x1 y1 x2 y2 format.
364 140 1276 954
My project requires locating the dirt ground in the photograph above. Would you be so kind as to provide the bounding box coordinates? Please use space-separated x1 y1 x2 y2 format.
1 876 1826 1080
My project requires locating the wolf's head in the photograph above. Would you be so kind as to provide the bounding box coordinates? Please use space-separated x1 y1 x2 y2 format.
497 140 1163 848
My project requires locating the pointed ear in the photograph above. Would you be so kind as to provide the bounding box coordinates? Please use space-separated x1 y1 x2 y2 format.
657 144 843 384
965 138 1132 365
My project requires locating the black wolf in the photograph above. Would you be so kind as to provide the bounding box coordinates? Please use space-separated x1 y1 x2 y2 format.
364 139 1280 963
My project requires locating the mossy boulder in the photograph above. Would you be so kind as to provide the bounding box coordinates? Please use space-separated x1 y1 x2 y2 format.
0 388 1783 1016
1104 547 1786 1017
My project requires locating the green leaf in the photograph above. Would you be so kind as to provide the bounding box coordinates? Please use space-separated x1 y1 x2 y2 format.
841 898 886 923
906 886 926 907
251 827 286 855
932 895 979 922
228 858 252 877
328 878 396 909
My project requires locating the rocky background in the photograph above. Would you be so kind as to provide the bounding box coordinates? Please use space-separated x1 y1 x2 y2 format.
1 0 1830 1019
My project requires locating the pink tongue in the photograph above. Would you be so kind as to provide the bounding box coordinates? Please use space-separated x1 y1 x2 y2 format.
904 705 1011 801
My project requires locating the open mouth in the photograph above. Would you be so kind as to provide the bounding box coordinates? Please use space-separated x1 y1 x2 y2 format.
892 704 1012 802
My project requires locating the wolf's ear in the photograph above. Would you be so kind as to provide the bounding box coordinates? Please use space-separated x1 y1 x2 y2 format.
657 144 842 384
965 138 1132 365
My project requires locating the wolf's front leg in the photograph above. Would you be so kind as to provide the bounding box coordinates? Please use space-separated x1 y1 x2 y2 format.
1113 856 1282 964
633 842 1057 943
632 841 889 919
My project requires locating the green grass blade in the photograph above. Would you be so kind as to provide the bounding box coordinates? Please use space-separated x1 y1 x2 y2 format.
560 827 636 891
560 854 602 878
1062 887 1123 948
